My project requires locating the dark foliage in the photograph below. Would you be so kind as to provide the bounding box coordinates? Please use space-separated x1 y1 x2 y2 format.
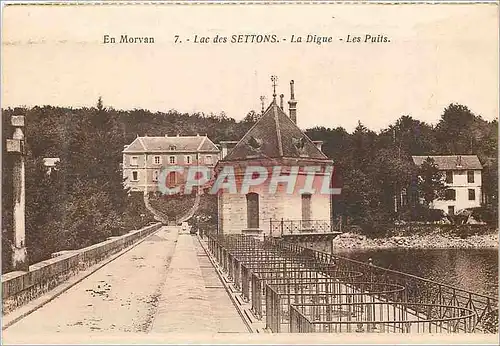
2 101 497 271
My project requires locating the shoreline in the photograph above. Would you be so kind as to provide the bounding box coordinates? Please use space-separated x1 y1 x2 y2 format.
332 232 499 252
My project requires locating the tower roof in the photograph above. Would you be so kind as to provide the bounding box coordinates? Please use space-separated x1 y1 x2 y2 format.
222 100 330 162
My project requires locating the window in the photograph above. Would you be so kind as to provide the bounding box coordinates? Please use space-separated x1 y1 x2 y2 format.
468 189 476 201
205 155 213 165
169 156 176 164
445 171 453 184
153 170 159 182
301 193 312 229
130 156 138 166
131 171 138 181
467 170 475 183
154 156 161 165
444 189 456 201
185 155 192 164
169 145 176 150
246 193 259 229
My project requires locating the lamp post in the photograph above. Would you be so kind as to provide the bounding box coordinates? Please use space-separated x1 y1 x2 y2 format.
6 115 28 271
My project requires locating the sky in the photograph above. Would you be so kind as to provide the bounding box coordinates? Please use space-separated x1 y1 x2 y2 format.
2 3 499 132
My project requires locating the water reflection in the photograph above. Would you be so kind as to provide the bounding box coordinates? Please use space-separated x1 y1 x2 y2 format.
337 248 498 297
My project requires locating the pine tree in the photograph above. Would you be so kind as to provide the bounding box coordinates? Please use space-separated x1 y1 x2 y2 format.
417 157 446 207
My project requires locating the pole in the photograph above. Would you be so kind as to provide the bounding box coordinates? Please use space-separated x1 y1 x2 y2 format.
6 115 28 270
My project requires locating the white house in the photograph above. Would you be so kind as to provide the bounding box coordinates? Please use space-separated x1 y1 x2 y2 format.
412 155 483 215
43 157 60 175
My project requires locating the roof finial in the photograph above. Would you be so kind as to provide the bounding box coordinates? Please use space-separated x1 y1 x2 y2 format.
288 80 297 124
260 95 266 115
271 75 278 102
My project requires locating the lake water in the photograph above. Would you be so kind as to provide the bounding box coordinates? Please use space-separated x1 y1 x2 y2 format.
336 248 498 298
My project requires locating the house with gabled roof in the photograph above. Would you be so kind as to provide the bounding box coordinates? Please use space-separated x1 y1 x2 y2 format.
412 155 483 215
122 134 220 192
214 80 336 239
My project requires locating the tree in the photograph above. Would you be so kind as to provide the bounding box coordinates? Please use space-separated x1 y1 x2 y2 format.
242 110 261 124
379 115 437 155
435 104 476 154
482 156 498 223
370 147 415 218
96 96 104 112
417 157 446 207
347 121 377 171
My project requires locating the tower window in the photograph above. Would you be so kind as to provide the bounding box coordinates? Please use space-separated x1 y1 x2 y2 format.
246 193 259 229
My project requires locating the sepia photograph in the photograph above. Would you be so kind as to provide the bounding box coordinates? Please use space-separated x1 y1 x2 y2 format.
1 1 499 344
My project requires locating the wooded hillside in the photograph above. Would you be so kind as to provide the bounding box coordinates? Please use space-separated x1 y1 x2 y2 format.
2 101 497 272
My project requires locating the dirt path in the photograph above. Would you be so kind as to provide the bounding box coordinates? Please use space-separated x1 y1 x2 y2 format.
3 226 178 336
150 232 247 333
3 226 247 339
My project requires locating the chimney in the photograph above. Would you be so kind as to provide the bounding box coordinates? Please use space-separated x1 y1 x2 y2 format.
280 94 284 110
221 143 228 159
288 80 297 124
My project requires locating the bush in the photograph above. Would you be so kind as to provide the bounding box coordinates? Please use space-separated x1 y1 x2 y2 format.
400 205 446 223
357 209 394 238
468 207 498 225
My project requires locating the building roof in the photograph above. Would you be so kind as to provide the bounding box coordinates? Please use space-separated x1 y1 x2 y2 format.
412 155 483 170
221 100 330 162
123 135 219 153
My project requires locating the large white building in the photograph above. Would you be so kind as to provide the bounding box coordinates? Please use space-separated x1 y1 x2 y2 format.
122 135 220 193
412 155 483 215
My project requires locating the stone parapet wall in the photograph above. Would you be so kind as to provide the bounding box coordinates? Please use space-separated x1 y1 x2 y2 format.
2 222 162 315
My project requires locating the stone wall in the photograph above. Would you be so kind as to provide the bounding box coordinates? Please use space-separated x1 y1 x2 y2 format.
220 182 331 236
2 222 162 315
342 223 497 237
283 234 336 253
297 238 332 253
388 223 497 236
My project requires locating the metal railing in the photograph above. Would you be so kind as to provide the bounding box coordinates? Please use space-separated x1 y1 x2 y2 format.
269 219 341 237
266 280 406 333
289 302 477 333
267 237 499 333
205 232 498 333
